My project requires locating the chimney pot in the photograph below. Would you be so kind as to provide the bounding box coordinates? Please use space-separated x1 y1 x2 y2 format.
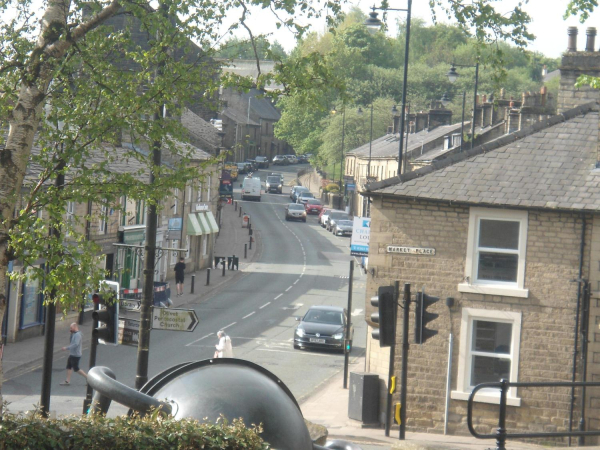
500 88 505 99
482 94 487 103
568 26 578 52
586 27 597 51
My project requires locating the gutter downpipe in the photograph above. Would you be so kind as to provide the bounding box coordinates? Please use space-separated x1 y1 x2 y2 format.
568 213 586 446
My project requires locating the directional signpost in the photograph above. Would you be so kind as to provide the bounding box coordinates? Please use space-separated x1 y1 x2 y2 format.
152 308 199 332
118 318 140 347
120 299 141 312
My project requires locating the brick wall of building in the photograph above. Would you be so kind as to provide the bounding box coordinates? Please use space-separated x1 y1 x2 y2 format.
365 196 589 438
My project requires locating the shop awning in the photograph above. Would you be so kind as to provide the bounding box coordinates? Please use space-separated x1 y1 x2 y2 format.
187 211 219 236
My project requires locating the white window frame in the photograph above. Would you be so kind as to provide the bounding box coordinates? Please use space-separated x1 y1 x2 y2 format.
458 207 529 298
66 201 75 236
207 176 211 202
173 189 179 215
197 183 203 202
98 202 108 235
171 239 179 265
202 235 208 256
451 307 522 406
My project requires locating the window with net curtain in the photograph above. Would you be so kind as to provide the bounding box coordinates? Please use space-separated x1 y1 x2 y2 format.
476 219 520 283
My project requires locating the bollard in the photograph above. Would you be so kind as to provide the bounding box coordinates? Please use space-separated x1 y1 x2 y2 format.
191 274 195 294
206 268 210 286
249 235 253 250
244 243 247 259
239 207 242 217
249 228 253 236
234 201 237 211
248 223 252 235
222 261 226 277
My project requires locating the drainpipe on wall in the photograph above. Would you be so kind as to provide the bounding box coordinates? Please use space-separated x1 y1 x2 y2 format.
568 214 586 446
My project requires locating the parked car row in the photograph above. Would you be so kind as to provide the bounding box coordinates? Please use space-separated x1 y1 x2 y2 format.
272 154 311 166
319 208 352 236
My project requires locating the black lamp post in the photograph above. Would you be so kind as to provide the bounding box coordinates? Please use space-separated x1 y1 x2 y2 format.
364 1 412 176
441 91 467 152
447 62 479 150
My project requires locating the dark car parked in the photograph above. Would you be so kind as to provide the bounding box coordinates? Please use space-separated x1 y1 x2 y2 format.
294 305 353 352
245 159 258 172
255 156 269 168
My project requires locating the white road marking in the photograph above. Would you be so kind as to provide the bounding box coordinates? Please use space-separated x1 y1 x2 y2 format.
242 312 255 319
260 302 271 309
185 333 213 347
293 279 299 285
274 294 283 300
352 308 364 316
285 286 292 292
222 322 236 330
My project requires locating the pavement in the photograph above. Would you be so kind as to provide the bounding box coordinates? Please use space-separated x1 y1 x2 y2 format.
1 196 593 449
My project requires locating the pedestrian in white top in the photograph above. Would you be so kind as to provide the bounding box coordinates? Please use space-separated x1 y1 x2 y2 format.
214 330 233 358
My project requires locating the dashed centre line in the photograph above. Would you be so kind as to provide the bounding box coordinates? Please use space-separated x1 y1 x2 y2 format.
222 322 236 330
260 302 271 309
293 279 299 285
242 312 255 319
185 333 213 347
285 286 292 292
274 294 283 300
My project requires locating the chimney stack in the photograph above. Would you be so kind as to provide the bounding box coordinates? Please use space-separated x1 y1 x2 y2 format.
568 26 578 52
586 27 597 51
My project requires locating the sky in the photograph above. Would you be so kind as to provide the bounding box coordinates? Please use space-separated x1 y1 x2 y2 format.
224 0 600 59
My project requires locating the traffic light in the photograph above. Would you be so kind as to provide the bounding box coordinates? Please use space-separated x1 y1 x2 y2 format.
370 285 395 347
414 290 439 344
92 292 119 345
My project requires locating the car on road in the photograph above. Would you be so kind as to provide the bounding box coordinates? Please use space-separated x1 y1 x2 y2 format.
290 186 310 202
266 175 283 194
319 208 343 228
285 155 298 164
333 219 353 236
304 199 323 215
270 173 284 185
326 211 351 232
236 162 248 174
296 192 315 205
294 305 353 352
296 154 308 164
285 203 307 222
255 156 269 168
245 159 258 172
273 155 289 166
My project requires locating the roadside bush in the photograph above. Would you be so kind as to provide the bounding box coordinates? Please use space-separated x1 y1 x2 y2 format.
323 183 340 193
0 411 269 449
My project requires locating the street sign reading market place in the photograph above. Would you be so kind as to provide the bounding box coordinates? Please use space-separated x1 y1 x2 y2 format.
152 308 199 332
120 299 141 311
386 245 436 256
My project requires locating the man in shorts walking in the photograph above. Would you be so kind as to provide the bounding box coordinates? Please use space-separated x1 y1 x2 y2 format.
60 322 87 385
174 256 186 296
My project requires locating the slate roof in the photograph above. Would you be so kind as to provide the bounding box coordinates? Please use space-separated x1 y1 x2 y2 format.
180 108 219 152
222 107 260 126
347 122 465 159
366 102 600 212
241 88 280 121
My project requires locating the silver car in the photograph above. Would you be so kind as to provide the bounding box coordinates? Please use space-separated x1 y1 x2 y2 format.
320 209 344 228
285 203 307 222
334 219 354 236
327 211 351 232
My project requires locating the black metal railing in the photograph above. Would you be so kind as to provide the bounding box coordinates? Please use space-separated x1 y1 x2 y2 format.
468 379 600 449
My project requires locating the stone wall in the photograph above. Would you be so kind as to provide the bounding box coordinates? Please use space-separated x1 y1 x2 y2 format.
365 195 589 439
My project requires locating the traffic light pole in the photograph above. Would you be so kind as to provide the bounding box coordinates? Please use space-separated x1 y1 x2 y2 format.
400 283 411 440
384 281 399 437
343 260 354 389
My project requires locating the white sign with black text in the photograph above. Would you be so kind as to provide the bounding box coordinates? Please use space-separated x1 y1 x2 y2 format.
386 246 436 256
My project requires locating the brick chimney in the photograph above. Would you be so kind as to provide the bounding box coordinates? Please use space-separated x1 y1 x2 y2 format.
426 100 452 130
558 26 600 113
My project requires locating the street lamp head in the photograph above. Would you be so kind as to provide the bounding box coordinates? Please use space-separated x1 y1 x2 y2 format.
447 65 459 83
357 106 365 116
440 92 451 107
331 107 337 114
391 105 398 113
364 8 382 35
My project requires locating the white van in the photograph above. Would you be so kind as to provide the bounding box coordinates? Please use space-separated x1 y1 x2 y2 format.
242 176 262 201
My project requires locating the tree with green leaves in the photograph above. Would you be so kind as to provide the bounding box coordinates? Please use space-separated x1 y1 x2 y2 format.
0 0 342 414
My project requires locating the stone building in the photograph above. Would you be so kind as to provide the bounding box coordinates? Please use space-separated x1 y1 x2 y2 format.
360 27 600 444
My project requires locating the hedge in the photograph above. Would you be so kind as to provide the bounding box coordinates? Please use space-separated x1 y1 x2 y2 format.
0 411 269 449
